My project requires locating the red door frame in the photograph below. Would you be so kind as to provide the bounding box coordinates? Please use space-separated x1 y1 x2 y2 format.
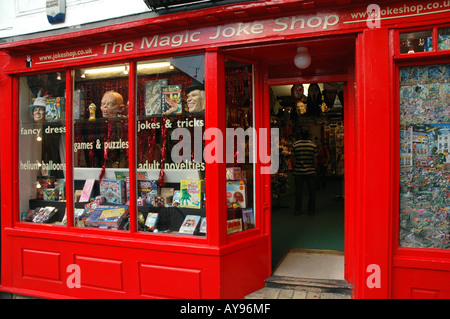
264 64 356 283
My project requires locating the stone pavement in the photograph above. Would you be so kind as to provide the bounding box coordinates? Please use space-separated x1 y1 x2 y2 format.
245 286 352 299
245 275 353 299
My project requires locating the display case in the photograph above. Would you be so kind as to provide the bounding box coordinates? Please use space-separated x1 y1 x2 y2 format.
19 71 67 224
17 56 212 237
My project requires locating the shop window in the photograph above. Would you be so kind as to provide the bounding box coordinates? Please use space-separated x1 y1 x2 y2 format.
438 28 450 51
73 63 130 230
399 30 433 54
19 71 67 224
225 59 255 235
136 55 206 236
399 63 450 249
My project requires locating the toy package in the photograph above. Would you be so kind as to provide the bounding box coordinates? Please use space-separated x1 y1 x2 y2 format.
79 179 95 202
179 180 204 209
179 215 201 235
85 205 129 228
145 79 168 115
99 179 127 204
137 180 158 206
36 176 56 199
242 208 255 230
162 85 182 115
43 188 58 201
45 97 64 121
226 167 241 180
144 212 159 231
54 178 65 200
227 218 242 234
226 180 246 208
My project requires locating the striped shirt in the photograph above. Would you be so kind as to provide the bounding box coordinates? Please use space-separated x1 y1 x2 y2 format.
292 139 317 175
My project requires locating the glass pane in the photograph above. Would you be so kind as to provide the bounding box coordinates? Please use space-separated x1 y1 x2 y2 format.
19 72 67 224
136 55 206 236
399 63 450 249
73 63 130 230
225 59 255 235
400 30 433 54
438 28 450 51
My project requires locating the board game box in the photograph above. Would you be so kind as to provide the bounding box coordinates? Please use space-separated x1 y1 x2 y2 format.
99 179 127 204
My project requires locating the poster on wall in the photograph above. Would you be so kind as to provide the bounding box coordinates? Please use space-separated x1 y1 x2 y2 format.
399 63 450 249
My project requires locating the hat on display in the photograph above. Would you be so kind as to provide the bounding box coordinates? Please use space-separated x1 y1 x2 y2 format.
29 89 48 109
186 80 205 94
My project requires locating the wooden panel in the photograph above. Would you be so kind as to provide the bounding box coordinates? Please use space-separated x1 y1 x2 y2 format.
393 267 450 299
74 255 123 291
139 263 201 298
22 249 60 281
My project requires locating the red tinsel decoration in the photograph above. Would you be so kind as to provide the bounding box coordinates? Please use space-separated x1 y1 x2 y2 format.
159 116 168 186
99 120 113 183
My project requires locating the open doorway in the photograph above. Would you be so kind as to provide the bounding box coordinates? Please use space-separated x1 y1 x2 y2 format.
223 35 354 282
270 82 345 279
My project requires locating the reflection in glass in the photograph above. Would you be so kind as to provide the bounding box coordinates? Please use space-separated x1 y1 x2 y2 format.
438 28 450 50
73 63 130 230
225 59 255 235
400 30 433 53
399 63 450 249
18 72 67 224
136 55 207 236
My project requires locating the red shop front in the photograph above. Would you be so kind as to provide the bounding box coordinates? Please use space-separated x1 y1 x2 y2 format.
1 0 449 299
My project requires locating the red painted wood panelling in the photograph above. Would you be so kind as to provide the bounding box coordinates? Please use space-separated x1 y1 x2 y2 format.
74 255 124 291
392 267 450 299
22 249 61 281
139 264 201 298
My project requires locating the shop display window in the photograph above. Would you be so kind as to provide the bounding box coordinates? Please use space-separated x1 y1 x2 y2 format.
18 71 67 224
399 63 450 249
400 30 433 54
16 55 210 236
225 59 255 235
438 28 450 51
73 63 130 230
135 55 207 236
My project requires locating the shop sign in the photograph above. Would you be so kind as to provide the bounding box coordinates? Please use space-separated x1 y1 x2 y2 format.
12 0 450 70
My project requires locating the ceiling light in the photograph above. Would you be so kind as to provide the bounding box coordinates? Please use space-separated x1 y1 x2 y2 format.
84 66 126 74
294 47 311 69
138 61 171 69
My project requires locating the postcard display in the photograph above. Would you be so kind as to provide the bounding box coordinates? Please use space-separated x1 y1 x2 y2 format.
399 63 450 249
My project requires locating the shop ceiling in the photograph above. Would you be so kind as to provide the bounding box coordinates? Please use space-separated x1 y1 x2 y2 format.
225 35 356 78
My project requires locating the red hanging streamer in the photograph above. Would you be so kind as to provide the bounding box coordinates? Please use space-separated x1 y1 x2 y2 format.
159 116 168 186
99 120 113 183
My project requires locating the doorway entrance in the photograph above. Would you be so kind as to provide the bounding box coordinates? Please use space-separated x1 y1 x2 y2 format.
224 34 355 281
270 82 345 279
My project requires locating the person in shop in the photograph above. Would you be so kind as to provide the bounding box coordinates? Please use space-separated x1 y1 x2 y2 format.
317 139 329 189
292 127 318 215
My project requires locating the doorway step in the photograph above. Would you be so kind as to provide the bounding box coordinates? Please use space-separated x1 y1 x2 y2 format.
265 275 352 296
246 248 352 299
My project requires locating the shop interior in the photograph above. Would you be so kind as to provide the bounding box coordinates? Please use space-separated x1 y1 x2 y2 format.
226 36 354 278
269 82 345 277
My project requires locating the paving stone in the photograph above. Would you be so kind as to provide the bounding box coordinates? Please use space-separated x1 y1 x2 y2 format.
278 289 294 299
292 290 308 299
306 291 321 299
